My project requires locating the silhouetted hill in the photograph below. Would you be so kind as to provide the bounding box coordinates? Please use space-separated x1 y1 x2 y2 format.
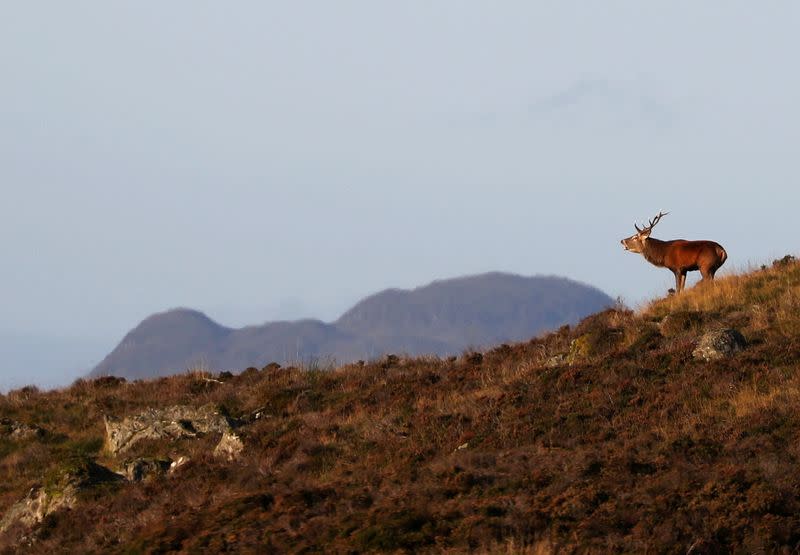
90 309 231 380
90 273 612 379
337 273 612 347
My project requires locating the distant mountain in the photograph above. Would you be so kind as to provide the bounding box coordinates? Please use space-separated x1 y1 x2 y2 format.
90 273 612 379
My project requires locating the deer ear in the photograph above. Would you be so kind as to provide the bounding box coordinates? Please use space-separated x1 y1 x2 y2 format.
641 229 652 238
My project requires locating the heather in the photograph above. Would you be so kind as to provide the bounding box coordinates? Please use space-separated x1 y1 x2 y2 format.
2 258 800 553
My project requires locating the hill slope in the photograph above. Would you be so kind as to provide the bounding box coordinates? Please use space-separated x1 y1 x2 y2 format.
90 273 612 379
5 258 800 552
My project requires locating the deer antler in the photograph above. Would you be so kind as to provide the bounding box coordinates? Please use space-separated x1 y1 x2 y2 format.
635 211 669 234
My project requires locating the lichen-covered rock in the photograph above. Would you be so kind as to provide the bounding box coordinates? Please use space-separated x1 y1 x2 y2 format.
214 431 245 461
692 329 747 361
104 404 235 455
0 486 75 537
545 353 567 368
0 418 45 441
0 459 121 537
120 458 172 482
566 335 592 364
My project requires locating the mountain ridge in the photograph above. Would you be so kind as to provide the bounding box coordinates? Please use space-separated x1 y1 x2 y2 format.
90 272 612 379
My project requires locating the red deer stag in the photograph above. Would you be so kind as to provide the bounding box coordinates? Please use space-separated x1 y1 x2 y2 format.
620 211 727 293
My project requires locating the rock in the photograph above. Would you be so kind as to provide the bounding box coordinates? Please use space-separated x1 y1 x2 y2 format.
566 335 591 364
0 459 121 537
692 329 747 361
214 431 245 461
773 254 796 269
104 403 235 455
120 457 172 482
169 456 190 474
464 352 483 365
0 419 45 441
545 353 567 368
382 354 400 369
243 406 271 424
0 486 75 537
545 336 591 368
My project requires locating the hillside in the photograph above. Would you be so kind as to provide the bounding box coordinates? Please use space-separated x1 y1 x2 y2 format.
90 273 612 380
3 257 800 552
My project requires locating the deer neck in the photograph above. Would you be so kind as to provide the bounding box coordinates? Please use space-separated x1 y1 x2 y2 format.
641 238 668 267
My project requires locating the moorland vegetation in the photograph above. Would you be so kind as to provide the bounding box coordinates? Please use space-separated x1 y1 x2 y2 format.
3 257 800 552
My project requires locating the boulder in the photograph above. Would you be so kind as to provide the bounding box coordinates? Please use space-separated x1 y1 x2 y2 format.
0 459 121 537
692 329 747 361
0 486 75 537
0 418 45 441
120 457 172 482
545 353 567 368
566 335 591 364
104 403 235 455
214 431 245 461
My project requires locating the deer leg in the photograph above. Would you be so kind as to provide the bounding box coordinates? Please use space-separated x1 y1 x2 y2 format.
673 270 682 294
680 271 688 292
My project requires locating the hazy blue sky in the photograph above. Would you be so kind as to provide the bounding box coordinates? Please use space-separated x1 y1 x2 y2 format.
2 3 799 388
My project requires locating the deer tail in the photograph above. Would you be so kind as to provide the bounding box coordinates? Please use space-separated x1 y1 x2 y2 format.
717 245 728 266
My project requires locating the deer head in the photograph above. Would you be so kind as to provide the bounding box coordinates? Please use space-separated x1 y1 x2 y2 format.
620 211 668 253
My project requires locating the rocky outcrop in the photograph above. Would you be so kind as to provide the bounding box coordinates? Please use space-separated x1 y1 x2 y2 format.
693 329 747 361
104 404 235 455
0 418 45 441
0 486 75 536
0 459 121 537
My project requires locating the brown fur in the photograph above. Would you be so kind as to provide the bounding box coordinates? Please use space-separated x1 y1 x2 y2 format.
621 217 727 293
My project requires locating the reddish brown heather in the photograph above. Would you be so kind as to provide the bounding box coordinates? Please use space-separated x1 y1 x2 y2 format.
2 257 800 553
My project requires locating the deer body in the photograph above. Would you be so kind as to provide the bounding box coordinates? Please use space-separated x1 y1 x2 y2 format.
621 212 727 293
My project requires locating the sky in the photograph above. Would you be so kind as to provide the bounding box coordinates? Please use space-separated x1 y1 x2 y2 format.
2 2 799 389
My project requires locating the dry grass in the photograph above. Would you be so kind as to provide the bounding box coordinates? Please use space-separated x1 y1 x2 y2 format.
646 256 800 317
727 381 800 419
3 258 800 552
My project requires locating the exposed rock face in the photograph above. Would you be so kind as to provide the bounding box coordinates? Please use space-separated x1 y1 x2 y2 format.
0 487 75 536
0 460 121 537
104 404 234 455
214 431 244 461
0 418 45 441
693 329 747 361
120 458 172 482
